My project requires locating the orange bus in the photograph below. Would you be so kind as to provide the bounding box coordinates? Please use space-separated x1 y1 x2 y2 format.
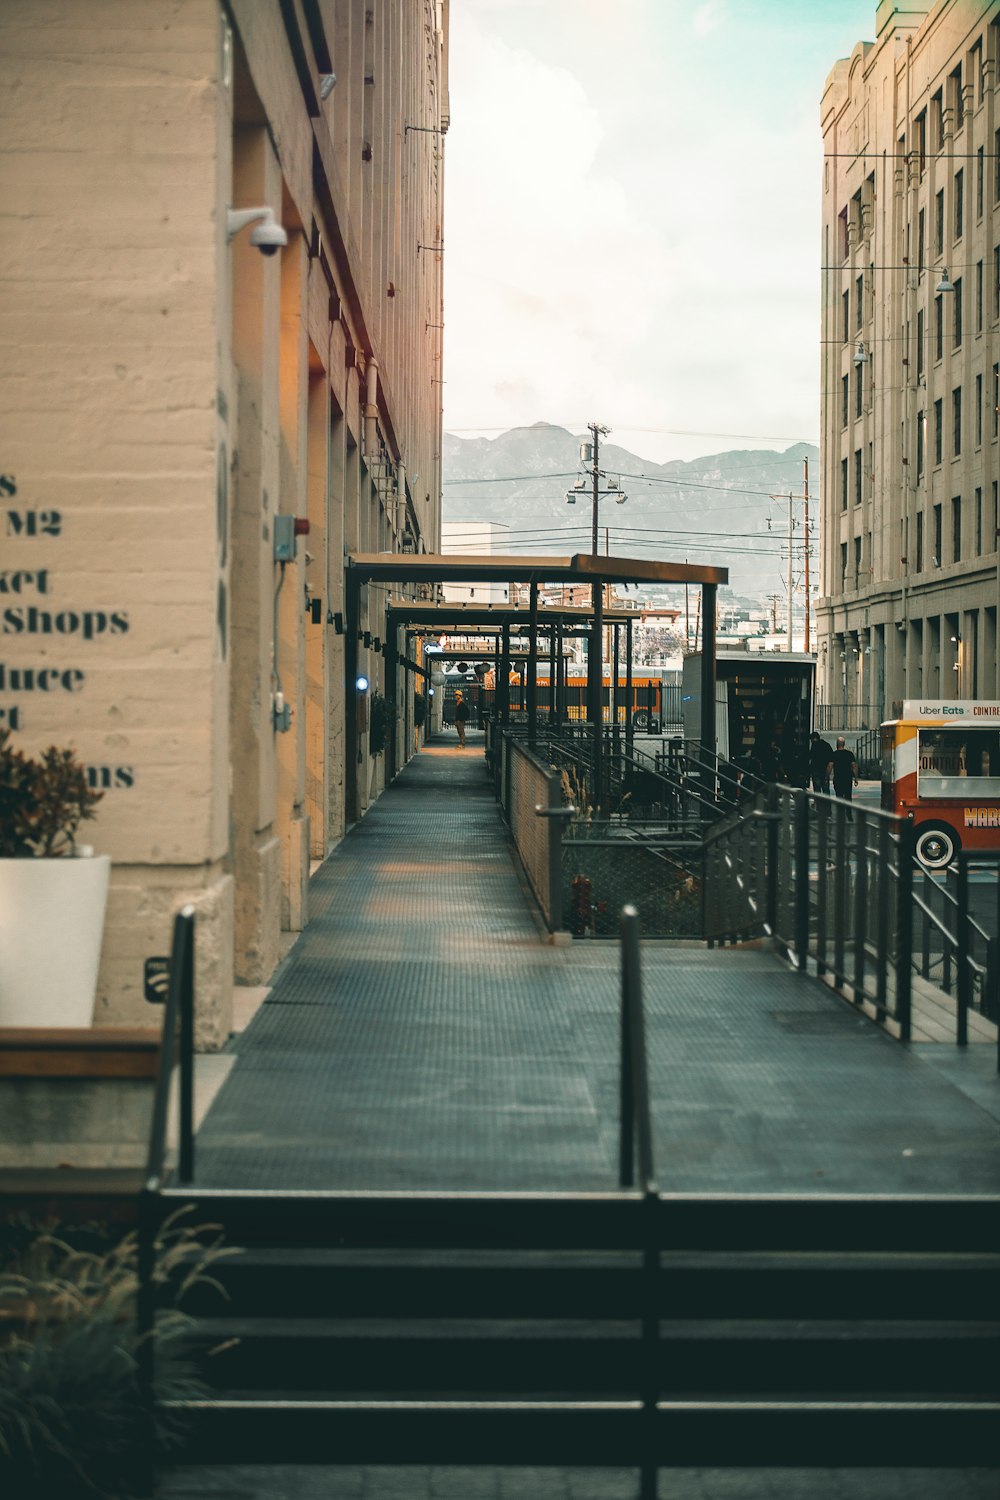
880 700 1000 868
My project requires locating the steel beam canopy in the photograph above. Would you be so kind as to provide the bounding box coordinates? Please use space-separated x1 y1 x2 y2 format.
350 553 728 586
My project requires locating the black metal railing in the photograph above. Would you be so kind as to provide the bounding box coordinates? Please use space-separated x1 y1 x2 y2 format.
617 905 658 1500
911 859 994 1035
954 853 1000 1070
704 786 917 1038
137 906 196 1495
815 703 884 733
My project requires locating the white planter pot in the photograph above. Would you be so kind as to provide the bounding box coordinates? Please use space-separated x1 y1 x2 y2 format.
0 854 110 1027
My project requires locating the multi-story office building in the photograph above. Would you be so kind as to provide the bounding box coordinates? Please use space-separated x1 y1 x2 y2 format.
819 1 1000 720
0 1 448 1040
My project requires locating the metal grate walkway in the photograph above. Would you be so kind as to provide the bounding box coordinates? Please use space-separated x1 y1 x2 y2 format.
192 734 1000 1195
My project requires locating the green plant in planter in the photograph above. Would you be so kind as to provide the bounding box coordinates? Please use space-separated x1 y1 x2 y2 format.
368 691 393 756
0 1209 235 1498
0 730 103 857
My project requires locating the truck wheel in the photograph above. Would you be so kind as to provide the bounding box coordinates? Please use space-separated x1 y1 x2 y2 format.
633 709 650 731
914 822 960 870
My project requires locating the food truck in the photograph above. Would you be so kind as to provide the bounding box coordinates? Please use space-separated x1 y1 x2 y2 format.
880 700 1000 868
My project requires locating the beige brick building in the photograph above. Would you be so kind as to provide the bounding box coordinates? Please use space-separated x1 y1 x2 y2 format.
0 1 448 1041
819 0 1000 721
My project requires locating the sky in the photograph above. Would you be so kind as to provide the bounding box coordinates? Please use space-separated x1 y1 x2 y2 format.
442 0 877 466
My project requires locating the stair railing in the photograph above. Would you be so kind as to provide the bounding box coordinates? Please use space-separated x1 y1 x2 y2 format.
136 904 196 1497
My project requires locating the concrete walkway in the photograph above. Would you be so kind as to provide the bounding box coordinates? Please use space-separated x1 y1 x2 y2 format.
166 734 1000 1500
192 733 1000 1197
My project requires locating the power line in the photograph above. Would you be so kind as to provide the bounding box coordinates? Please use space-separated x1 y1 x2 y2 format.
445 424 819 443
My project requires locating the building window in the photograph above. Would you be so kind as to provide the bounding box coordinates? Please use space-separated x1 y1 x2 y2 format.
854 448 862 505
917 408 925 476
918 207 925 272
977 260 983 332
953 386 962 456
934 398 943 464
976 487 983 554
855 364 863 419
996 128 1000 201
994 481 999 547
854 535 862 585
916 309 924 381
916 510 924 571
935 188 944 255
933 503 943 566
840 541 848 586
914 109 927 173
973 37 984 105
838 205 849 260
935 294 943 360
842 289 849 343
932 88 944 151
995 364 999 437
842 373 849 428
951 64 964 131
841 456 848 510
868 442 873 496
954 277 962 346
952 496 962 562
995 245 1000 320
978 146 985 220
977 372 983 446
955 168 964 239
856 272 864 330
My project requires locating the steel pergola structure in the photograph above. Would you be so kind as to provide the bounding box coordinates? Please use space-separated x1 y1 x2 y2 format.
345 553 728 818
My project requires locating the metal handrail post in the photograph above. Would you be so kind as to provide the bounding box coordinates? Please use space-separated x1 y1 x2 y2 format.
895 819 914 1042
765 782 779 936
833 802 847 989
815 799 828 975
619 963 634 1188
875 818 890 1025
179 915 195 1185
794 788 810 969
619 905 656 1192
956 854 970 1046
852 816 868 1001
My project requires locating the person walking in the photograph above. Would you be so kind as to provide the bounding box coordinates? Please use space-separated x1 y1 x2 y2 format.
453 691 469 749
808 731 834 795
829 736 859 811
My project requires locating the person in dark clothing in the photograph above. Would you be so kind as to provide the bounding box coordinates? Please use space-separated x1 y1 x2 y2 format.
453 691 469 748
758 733 786 783
829 736 859 805
809 731 834 794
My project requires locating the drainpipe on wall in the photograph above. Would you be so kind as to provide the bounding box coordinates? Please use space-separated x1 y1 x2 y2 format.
364 355 379 462
396 459 406 536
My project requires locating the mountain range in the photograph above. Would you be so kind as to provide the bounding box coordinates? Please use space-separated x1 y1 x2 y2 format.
442 423 819 605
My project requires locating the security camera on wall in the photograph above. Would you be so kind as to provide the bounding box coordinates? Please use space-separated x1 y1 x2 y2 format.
226 206 288 256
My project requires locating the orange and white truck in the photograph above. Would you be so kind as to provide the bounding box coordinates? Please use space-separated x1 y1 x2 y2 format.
880 700 1000 868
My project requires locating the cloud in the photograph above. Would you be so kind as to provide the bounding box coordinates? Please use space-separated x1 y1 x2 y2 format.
443 1 869 464
692 1 727 37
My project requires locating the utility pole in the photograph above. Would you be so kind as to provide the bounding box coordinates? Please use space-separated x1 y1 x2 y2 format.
803 457 810 653
588 421 609 556
787 493 794 651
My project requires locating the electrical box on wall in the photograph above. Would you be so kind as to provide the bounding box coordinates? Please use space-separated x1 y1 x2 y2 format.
273 515 296 562
273 691 292 733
